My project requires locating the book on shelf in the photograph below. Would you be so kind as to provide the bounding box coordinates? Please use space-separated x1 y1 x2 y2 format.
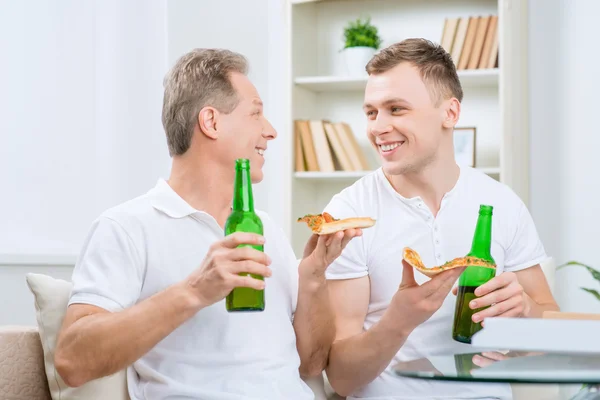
294 119 370 173
441 15 498 70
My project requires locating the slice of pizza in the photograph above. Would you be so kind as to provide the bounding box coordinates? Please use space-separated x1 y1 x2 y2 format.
297 212 376 235
402 247 496 277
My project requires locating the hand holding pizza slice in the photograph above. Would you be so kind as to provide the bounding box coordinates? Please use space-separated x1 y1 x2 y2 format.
297 212 376 235
296 212 367 282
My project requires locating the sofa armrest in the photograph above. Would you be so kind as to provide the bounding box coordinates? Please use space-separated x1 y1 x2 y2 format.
0 326 51 400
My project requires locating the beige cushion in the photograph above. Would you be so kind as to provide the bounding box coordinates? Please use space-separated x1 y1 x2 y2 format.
25 273 129 400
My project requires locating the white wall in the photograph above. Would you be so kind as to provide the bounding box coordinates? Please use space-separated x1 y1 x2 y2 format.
0 0 169 259
0 0 169 325
529 0 600 313
0 266 73 326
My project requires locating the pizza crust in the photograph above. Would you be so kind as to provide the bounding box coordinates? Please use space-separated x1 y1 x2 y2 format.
402 247 496 278
297 213 376 235
316 217 376 234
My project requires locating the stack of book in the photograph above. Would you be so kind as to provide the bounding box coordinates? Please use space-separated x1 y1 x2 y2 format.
294 120 371 172
440 15 499 70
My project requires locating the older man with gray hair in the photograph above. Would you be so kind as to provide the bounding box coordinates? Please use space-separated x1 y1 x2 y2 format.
53 48 361 400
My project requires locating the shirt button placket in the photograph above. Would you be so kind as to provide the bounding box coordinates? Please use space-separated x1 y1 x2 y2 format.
433 223 442 262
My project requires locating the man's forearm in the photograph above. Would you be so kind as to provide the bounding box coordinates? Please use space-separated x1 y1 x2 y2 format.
326 310 410 397
293 276 335 378
55 281 202 387
525 293 560 318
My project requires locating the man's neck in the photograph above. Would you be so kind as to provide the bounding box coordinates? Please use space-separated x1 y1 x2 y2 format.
167 155 233 228
386 159 460 217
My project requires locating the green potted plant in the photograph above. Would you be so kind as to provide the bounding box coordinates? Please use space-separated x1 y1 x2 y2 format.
342 17 382 76
548 261 600 400
553 261 600 399
558 261 600 301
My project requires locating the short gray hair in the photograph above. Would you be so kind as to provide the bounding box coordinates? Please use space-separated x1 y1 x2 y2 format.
161 48 249 156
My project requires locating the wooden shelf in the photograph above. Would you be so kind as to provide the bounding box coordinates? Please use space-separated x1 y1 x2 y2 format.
294 69 499 93
294 167 500 181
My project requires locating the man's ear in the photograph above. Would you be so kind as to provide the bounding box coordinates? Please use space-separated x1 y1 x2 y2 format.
442 98 461 129
198 107 219 140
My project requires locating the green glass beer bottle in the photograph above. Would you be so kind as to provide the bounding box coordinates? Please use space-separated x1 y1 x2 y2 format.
224 158 265 312
452 204 496 343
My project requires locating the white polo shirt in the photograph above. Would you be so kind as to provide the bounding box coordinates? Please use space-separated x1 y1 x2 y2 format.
69 179 314 400
324 166 547 400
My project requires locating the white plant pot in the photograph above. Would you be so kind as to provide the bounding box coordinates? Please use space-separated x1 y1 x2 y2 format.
343 46 376 77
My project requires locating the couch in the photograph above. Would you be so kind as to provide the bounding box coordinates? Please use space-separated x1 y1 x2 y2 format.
0 326 51 400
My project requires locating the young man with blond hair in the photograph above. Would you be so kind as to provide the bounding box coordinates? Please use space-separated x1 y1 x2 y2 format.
54 48 361 400
323 38 559 399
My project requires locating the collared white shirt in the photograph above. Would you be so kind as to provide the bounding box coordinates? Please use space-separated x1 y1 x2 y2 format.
69 179 312 400
324 166 547 400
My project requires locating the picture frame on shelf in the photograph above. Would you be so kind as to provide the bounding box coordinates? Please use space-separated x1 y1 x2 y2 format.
453 127 476 167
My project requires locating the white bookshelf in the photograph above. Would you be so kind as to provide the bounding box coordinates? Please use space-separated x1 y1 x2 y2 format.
283 0 530 256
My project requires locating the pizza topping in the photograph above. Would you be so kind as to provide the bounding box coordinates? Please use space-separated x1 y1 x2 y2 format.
322 212 337 223
297 214 326 231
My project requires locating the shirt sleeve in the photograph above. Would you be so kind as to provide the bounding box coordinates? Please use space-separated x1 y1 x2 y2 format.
503 202 548 272
69 216 144 312
323 194 369 280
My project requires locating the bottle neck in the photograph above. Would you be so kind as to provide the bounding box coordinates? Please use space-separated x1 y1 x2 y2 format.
232 165 254 212
468 213 492 260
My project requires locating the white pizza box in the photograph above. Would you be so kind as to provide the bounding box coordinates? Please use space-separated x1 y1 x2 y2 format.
471 317 600 355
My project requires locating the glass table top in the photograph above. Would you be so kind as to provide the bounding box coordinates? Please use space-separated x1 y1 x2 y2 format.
392 351 600 385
